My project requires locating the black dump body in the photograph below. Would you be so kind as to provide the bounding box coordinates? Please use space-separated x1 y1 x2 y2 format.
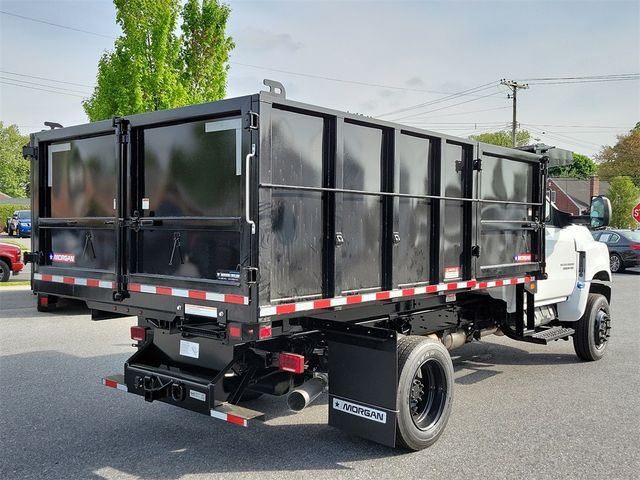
26 88 547 332
25 86 554 447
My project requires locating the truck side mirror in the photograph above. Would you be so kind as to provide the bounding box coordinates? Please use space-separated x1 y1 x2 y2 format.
590 195 611 229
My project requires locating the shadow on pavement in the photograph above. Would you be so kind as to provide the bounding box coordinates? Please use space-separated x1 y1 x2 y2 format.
0 349 403 480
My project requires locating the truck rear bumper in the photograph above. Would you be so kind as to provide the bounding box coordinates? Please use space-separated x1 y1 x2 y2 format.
103 368 265 426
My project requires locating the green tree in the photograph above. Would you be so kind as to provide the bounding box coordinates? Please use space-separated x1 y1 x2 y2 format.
0 122 30 198
607 176 639 229
548 152 598 179
469 129 531 147
83 0 233 122
596 124 640 187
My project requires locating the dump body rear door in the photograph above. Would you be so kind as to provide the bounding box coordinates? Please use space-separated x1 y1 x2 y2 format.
475 144 543 279
125 100 255 315
34 130 119 295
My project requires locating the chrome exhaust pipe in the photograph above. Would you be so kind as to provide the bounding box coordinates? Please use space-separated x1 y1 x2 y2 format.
287 374 328 412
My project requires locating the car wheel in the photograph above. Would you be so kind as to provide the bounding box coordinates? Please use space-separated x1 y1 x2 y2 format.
573 293 611 361
609 253 623 273
395 336 454 450
0 259 10 282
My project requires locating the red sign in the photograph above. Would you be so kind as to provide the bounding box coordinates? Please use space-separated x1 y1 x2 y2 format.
634 202 640 223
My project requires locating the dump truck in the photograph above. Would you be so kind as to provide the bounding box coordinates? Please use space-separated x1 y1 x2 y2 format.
23 80 613 450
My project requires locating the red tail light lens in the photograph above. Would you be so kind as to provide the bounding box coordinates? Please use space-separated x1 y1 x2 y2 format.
279 352 305 374
630 244 640 251
259 324 272 339
228 325 241 338
130 326 147 342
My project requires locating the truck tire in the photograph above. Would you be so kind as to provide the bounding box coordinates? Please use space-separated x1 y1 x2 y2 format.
573 293 611 361
395 336 453 450
0 259 10 282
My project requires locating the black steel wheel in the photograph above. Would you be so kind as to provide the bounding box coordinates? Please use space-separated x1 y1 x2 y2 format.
0 259 10 282
609 253 623 273
573 293 611 361
395 336 453 450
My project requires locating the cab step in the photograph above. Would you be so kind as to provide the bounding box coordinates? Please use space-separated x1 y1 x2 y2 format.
524 326 575 344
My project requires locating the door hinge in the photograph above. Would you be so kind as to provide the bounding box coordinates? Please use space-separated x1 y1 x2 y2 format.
471 245 481 257
473 159 482 171
22 146 38 159
113 117 130 144
246 111 259 130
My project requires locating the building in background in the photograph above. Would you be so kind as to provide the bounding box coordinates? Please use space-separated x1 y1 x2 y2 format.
547 175 608 215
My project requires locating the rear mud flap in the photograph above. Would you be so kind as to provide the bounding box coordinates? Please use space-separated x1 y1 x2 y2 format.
325 323 398 447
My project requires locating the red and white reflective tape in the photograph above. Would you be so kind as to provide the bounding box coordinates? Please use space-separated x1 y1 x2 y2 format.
34 272 115 289
259 276 533 317
33 273 248 306
128 283 248 306
210 409 248 427
102 378 128 392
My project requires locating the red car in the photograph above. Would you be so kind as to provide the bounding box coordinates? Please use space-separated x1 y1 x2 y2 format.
0 242 24 282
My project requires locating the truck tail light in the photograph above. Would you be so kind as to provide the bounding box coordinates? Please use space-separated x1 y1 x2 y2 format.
279 352 305 374
259 324 272 339
630 244 640 251
130 326 147 342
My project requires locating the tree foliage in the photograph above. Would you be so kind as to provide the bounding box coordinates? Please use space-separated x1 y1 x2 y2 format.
0 122 30 198
469 130 531 148
607 176 639 229
596 124 640 187
548 152 598 179
83 0 234 122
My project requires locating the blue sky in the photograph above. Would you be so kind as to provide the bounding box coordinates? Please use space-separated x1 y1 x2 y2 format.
1 0 638 157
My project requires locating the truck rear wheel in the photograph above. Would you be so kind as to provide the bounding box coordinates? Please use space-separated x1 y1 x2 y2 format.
395 336 453 450
573 293 610 361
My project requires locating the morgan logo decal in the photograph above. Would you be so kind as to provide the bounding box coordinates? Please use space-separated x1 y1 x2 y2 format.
514 253 532 262
332 398 387 424
52 253 76 263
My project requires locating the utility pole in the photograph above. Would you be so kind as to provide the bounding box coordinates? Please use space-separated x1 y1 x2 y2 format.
500 79 529 147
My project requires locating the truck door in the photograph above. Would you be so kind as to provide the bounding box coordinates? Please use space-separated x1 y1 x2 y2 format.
475 144 543 279
125 109 253 306
37 133 119 288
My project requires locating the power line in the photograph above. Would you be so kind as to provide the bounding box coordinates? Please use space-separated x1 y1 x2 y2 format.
0 76 91 95
518 73 639 81
0 80 86 98
527 78 639 86
390 91 505 122
377 82 500 117
400 106 511 121
0 70 94 88
0 10 115 39
521 123 630 129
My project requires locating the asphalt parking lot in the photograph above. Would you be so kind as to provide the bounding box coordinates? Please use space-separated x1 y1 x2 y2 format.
1 271 639 480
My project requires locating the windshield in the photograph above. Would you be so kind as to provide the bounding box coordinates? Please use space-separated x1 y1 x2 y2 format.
624 231 640 242
16 211 30 220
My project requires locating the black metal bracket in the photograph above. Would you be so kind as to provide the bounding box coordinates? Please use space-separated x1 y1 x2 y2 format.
22 145 38 159
471 245 481 257
113 117 130 144
473 158 482 171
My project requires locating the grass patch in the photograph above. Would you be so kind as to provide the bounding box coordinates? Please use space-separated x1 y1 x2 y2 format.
0 280 31 287
0 240 29 251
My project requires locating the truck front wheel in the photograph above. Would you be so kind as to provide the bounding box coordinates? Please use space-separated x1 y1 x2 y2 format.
395 336 454 450
573 293 611 361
